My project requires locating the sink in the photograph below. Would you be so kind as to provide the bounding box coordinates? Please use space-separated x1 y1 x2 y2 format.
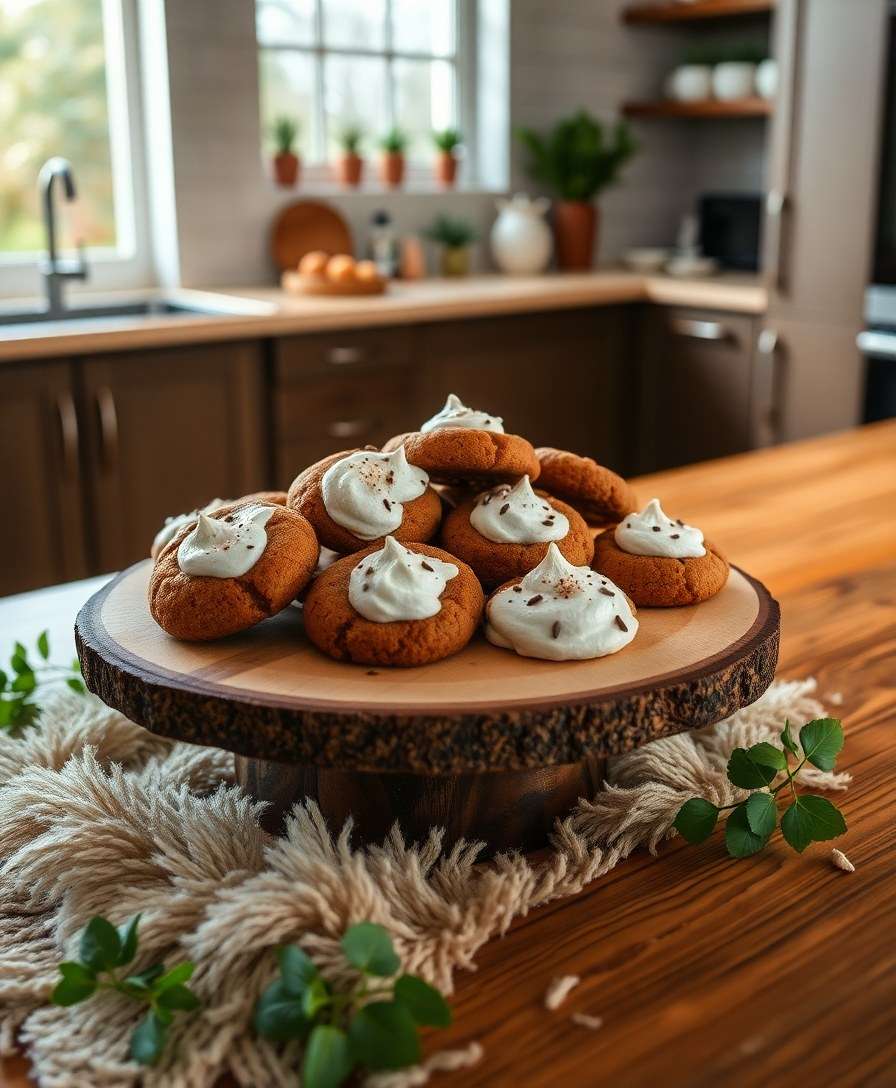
0 292 277 328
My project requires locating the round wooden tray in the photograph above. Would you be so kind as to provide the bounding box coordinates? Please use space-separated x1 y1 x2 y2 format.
76 561 779 850
281 270 387 297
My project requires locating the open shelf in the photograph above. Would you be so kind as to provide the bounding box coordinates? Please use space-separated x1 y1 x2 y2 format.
622 0 775 23
622 97 773 119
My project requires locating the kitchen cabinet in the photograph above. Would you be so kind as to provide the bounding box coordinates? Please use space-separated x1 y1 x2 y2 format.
0 361 89 595
80 342 266 572
272 326 420 488
419 307 633 470
637 306 760 473
761 0 888 441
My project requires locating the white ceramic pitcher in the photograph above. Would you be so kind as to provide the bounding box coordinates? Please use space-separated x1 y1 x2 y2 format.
490 194 553 275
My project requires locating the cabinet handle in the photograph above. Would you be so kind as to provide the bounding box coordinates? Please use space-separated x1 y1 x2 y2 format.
669 318 736 344
55 391 80 480
754 328 781 447
327 346 365 366
326 419 372 438
95 385 119 469
764 189 790 294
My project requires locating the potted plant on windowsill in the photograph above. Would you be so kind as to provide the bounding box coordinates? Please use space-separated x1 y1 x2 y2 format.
432 128 462 188
426 214 478 277
336 125 364 188
271 117 301 188
379 127 408 190
517 111 637 270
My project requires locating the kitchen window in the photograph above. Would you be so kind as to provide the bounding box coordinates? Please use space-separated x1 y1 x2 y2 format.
0 0 150 291
256 0 473 181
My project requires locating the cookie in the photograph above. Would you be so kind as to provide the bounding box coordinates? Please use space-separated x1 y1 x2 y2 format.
441 478 593 589
149 500 319 640
534 447 637 526
592 529 729 607
304 538 484 667
150 491 287 559
383 429 540 486
287 447 442 554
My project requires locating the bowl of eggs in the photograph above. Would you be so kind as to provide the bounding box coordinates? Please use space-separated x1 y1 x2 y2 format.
282 251 387 297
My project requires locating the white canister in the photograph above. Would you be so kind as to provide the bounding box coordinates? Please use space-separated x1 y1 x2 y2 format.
755 58 777 100
665 65 712 102
712 62 757 102
490 194 553 275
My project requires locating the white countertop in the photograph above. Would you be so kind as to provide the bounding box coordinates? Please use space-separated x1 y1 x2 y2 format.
0 271 766 362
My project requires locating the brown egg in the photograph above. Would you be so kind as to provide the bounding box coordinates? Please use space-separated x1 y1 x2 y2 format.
299 250 328 277
326 254 356 282
354 260 379 282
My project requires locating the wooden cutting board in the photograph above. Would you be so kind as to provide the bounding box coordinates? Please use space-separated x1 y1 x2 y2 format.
270 200 353 271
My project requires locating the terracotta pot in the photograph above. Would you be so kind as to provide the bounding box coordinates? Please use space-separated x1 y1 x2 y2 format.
379 151 405 190
553 200 598 270
336 152 364 188
440 246 470 277
435 151 458 188
273 152 300 188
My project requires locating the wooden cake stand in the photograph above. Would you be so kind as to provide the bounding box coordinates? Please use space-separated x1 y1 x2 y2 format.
76 562 779 853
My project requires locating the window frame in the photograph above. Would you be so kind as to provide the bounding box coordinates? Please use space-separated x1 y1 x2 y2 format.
0 0 153 298
257 0 478 189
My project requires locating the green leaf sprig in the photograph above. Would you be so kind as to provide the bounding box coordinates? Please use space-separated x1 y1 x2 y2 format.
1 630 85 734
674 718 847 858
51 914 200 1066
254 922 452 1088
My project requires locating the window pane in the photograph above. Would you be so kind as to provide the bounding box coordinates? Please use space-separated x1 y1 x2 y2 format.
392 0 454 57
322 0 385 50
259 50 318 160
323 55 387 157
0 0 115 254
393 59 456 160
256 0 315 47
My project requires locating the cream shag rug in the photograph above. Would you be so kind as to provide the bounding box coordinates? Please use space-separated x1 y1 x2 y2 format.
0 681 848 1088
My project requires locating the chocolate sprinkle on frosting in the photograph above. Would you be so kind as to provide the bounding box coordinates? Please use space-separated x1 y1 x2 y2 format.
599 587 614 597
551 620 561 639
499 503 510 516
526 594 543 606
421 560 434 572
651 526 661 532
513 585 522 593
614 615 628 632
671 533 680 539
382 498 391 511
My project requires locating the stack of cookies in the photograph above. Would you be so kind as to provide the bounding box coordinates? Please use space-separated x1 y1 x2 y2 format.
148 394 729 668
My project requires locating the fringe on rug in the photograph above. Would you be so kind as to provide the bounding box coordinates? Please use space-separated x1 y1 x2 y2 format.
0 680 846 1088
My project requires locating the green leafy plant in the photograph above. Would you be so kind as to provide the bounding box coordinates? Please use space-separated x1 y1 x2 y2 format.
425 214 478 249
516 110 637 202
338 124 363 154
254 922 451 1088
0 630 84 734
432 127 462 153
379 127 408 154
674 718 847 858
51 914 200 1066
272 116 299 155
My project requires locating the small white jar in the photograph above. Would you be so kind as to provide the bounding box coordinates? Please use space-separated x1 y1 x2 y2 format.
665 64 713 102
755 58 777 100
712 62 757 102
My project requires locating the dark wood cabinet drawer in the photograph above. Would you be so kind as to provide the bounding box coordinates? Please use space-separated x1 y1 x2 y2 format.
274 326 416 380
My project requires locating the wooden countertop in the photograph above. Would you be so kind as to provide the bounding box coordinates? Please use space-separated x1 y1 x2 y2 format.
3 421 892 1088
0 271 766 362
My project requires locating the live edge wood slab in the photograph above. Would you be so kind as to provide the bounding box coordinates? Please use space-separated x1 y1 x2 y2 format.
75 560 778 849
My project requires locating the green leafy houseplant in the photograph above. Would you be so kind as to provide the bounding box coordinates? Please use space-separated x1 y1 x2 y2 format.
426 215 477 276
51 915 200 1066
254 922 452 1088
674 717 847 858
379 127 409 189
336 125 364 187
432 127 462 153
271 116 301 187
339 124 363 155
379 127 408 155
0 630 84 734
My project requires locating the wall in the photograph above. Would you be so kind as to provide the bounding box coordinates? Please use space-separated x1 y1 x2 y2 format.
154 0 768 287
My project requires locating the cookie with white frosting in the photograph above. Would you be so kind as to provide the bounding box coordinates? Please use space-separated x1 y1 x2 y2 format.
287 446 442 553
304 536 484 667
592 498 729 607
441 475 593 588
534 447 637 526
485 543 638 661
383 394 540 485
149 499 319 640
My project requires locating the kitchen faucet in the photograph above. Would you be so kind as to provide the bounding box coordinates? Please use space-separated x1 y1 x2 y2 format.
38 157 88 316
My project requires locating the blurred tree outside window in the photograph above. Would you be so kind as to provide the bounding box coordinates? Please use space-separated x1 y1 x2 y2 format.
0 0 119 256
256 0 460 168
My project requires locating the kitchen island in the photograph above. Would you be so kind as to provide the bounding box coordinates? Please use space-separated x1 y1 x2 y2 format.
2 421 894 1087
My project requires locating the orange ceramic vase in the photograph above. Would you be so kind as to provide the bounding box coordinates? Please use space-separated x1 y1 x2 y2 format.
273 152 300 188
435 151 458 188
379 152 405 190
553 201 598 270
337 153 364 188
